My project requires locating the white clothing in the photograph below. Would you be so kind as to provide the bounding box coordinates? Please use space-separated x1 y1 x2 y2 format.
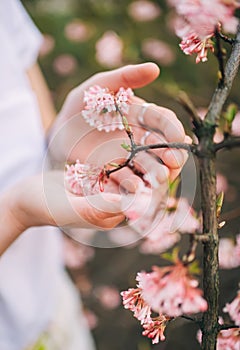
0 1 94 349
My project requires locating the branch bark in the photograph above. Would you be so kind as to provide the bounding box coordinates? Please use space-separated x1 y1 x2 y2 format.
198 25 240 350
205 25 240 125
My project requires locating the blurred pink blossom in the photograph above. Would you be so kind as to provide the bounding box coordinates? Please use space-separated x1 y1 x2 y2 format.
94 285 121 309
232 111 240 136
223 289 240 326
216 328 240 350
39 34 55 57
63 237 95 269
138 263 207 317
168 0 240 63
121 261 207 344
216 173 229 194
95 31 123 68
197 323 240 349
64 19 91 42
219 234 240 269
53 54 77 76
168 0 239 38
82 85 133 132
142 39 176 66
83 309 99 330
128 0 161 22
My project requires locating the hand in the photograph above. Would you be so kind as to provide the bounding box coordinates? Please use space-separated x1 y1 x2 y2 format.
0 171 126 255
48 62 188 190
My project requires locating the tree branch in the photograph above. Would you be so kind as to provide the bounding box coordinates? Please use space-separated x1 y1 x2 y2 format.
105 142 195 177
214 136 240 151
205 25 240 125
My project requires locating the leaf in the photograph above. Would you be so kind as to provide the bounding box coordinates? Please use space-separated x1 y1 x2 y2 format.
216 191 224 218
161 247 179 263
188 260 201 275
121 143 131 151
169 177 181 198
122 116 132 133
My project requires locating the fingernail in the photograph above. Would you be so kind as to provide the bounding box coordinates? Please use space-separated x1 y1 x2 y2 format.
167 149 185 167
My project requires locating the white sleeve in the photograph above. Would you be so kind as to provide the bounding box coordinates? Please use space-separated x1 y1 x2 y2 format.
4 0 43 69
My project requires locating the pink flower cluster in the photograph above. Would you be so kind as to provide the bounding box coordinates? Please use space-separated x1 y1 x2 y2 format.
65 159 105 195
219 234 240 269
121 286 171 344
168 0 240 63
216 328 240 350
121 261 207 344
82 85 134 132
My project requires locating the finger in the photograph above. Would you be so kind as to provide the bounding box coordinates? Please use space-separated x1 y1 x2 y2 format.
109 167 144 193
83 62 160 91
133 152 170 185
130 103 185 143
60 63 160 118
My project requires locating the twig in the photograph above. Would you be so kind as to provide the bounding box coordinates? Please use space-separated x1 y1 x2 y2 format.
177 91 203 129
218 32 235 45
105 142 195 177
215 27 225 86
219 324 240 331
214 136 240 151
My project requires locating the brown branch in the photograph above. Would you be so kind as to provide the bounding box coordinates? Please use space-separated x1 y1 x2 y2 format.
219 324 240 331
105 142 195 177
214 136 240 151
205 25 240 125
215 26 226 86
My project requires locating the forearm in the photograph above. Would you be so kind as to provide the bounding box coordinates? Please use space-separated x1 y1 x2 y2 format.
0 189 27 255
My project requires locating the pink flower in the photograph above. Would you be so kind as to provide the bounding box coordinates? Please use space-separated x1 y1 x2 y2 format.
219 235 240 269
84 309 99 330
63 237 95 269
217 328 240 349
94 285 121 310
168 0 240 62
169 197 200 234
223 290 240 326
169 0 239 37
39 34 55 57
121 287 152 324
142 39 176 66
65 160 104 195
140 197 200 255
180 32 214 63
142 315 170 344
64 19 91 42
95 31 123 68
121 285 171 344
138 263 208 317
197 325 240 350
216 173 229 194
232 111 240 136
53 54 77 76
128 0 161 22
81 85 133 132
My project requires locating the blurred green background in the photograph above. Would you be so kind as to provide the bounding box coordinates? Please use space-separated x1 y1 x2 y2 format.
22 1 240 349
